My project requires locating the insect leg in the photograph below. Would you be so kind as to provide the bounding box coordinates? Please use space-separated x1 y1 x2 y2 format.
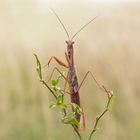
76 71 110 95
80 103 86 130
46 67 71 95
47 67 68 82
76 71 112 130
63 72 69 94
44 56 69 68
65 52 71 66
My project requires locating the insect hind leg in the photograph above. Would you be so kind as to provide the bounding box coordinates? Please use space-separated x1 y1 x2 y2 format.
77 71 110 96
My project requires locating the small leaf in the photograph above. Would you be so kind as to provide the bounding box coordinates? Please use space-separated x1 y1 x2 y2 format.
61 112 80 127
57 95 63 104
34 54 42 80
58 103 67 110
61 112 76 123
51 79 58 86
71 118 80 128
70 103 83 115
48 101 56 108
51 71 65 87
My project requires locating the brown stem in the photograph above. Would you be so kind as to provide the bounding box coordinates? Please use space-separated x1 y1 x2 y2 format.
72 125 83 140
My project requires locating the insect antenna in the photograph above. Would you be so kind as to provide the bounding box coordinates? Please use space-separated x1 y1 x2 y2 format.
50 8 70 40
71 15 99 40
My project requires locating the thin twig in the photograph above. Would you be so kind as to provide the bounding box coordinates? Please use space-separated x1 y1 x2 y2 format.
72 125 83 140
40 79 57 99
88 94 113 140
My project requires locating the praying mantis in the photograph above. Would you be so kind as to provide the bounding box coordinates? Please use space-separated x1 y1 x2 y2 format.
34 8 114 140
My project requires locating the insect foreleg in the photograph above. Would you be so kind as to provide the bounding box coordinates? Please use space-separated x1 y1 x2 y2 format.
65 52 71 66
44 56 69 68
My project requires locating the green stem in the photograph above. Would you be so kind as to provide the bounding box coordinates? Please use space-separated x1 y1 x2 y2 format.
41 79 57 99
72 125 83 140
88 109 108 140
88 95 113 140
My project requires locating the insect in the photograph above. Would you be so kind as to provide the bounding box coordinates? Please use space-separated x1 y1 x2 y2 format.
34 9 114 140
45 9 108 129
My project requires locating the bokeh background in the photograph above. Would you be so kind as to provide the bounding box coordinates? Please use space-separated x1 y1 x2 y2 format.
0 0 140 140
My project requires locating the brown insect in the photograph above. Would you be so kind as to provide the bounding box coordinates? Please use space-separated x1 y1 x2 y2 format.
46 9 107 129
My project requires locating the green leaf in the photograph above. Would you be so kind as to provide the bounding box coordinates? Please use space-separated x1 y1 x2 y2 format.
55 95 67 109
71 118 80 128
57 95 63 104
70 103 83 115
61 112 76 123
58 103 67 110
61 112 79 127
34 54 57 99
51 71 65 87
51 79 59 86
48 101 57 108
34 54 42 80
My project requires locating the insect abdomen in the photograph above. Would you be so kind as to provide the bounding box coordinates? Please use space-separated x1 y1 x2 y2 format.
68 69 81 122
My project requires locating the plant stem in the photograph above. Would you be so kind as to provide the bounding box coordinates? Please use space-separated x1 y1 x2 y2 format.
88 109 108 140
72 125 83 140
88 94 113 140
40 79 57 99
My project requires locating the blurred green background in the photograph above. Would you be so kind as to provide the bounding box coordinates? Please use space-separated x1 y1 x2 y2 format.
0 0 140 140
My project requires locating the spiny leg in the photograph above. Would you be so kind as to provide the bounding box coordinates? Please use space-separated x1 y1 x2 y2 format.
43 55 69 87
43 55 69 91
47 53 71 94
43 56 69 68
